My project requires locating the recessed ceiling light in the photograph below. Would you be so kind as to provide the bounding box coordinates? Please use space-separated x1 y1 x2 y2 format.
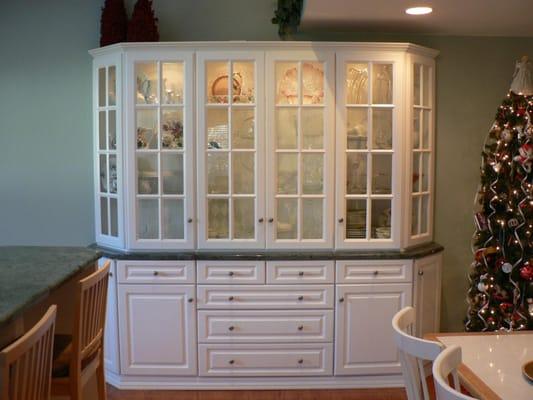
405 6 433 15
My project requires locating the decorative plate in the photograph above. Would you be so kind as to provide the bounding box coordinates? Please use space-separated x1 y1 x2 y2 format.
523 360 533 383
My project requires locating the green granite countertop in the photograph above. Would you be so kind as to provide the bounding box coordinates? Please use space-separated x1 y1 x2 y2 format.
0 246 101 327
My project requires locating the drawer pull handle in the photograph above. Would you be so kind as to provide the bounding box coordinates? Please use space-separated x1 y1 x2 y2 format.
228 326 235 331
298 271 304 276
228 359 235 365
298 295 304 301
228 296 235 301
339 297 345 303
228 271 235 277
373 270 379 276
188 298 194 303
418 270 424 276
258 218 264 223
153 271 159 276
268 218 274 223
187 218 193 223
338 218 344 223
298 325 304 331
298 359 304 364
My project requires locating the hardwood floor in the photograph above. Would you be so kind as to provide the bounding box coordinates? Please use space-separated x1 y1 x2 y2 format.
107 386 408 400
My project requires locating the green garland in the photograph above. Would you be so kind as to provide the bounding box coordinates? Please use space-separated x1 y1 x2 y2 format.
272 0 303 39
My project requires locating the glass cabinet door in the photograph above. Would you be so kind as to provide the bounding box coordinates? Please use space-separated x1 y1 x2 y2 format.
336 53 400 248
409 60 434 244
266 52 334 248
128 52 194 249
95 55 122 248
197 52 264 248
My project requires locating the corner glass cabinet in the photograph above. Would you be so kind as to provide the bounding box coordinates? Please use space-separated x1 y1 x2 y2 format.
91 42 437 251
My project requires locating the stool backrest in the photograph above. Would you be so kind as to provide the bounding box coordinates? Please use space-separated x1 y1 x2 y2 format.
392 306 444 400
0 305 57 400
432 345 476 400
72 261 110 366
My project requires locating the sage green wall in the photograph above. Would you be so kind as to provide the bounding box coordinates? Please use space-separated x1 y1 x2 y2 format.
2 0 532 331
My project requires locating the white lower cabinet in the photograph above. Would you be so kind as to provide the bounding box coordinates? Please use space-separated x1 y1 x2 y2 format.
117 284 197 376
334 283 412 375
414 253 442 337
101 259 120 374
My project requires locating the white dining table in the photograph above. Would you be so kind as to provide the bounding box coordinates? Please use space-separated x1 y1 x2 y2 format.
426 332 533 400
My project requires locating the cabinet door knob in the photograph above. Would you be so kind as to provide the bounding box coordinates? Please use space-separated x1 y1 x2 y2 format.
297 325 304 331
298 359 304 364
228 271 235 277
298 271 304 276
228 359 235 365
228 296 235 301
153 271 159 276
228 326 235 331
258 218 264 223
187 218 193 223
298 295 304 301
339 297 345 303
109 272 113 278
268 218 274 223
338 218 344 223
188 298 194 303
373 270 379 276
418 270 424 276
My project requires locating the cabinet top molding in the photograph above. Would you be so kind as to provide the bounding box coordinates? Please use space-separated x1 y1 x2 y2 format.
89 41 439 58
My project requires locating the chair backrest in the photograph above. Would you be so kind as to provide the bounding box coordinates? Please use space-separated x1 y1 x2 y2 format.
392 306 444 400
0 305 57 400
72 261 110 366
433 345 476 400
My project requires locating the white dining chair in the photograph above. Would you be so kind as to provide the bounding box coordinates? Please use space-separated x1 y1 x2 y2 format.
433 345 476 400
392 306 444 400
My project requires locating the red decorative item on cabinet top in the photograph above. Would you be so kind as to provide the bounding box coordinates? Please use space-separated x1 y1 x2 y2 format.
100 0 128 47
127 0 159 42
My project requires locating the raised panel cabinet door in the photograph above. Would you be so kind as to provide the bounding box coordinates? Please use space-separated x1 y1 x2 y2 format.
414 253 442 337
118 284 197 376
101 259 119 374
334 283 412 375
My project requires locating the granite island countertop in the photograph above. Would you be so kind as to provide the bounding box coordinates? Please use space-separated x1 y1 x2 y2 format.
0 246 101 327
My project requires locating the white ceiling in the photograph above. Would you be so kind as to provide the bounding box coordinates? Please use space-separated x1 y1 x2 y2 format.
301 0 533 37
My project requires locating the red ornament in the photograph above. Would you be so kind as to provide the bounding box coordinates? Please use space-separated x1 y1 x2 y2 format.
127 0 159 42
100 0 128 47
519 262 533 280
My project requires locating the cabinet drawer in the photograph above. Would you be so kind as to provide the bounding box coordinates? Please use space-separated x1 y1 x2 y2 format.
336 260 412 283
117 260 195 284
197 261 265 284
197 285 334 309
266 261 334 284
198 310 333 343
199 343 333 376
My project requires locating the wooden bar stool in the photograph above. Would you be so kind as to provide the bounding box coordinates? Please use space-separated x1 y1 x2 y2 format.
51 261 110 400
0 305 57 400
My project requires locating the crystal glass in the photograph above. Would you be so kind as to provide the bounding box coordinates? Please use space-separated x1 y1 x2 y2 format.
233 61 255 104
302 198 322 239
346 108 368 150
99 155 107 193
207 152 229 194
346 199 367 239
208 198 229 239
136 62 158 104
100 197 108 235
413 64 421 106
206 61 229 104
232 108 255 149
372 64 393 104
108 110 117 149
108 66 116 106
277 198 297 239
136 109 158 149
413 110 421 149
346 153 367 194
302 62 324 105
372 154 392 194
301 108 323 149
411 196 420 235
162 199 184 239
422 65 430 107
277 153 298 194
276 108 298 149
161 108 184 149
109 155 117 194
137 153 158 194
372 109 392 149
161 153 184 194
276 62 298 105
162 62 183 104
422 110 430 149
412 153 421 193
99 111 106 150
346 63 368 104
110 198 118 236
232 152 254 194
421 195 429 234
233 198 255 239
371 199 391 239
98 68 106 107
138 199 159 239
302 154 323 194
206 107 228 149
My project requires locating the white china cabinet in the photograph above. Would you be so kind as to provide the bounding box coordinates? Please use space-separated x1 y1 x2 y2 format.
90 42 442 390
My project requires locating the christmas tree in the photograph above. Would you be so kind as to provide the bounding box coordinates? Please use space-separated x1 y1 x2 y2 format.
127 0 159 42
466 57 533 332
100 0 128 47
